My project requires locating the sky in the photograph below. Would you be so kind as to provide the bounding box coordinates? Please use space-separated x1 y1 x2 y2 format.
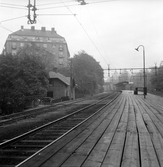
0 0 163 79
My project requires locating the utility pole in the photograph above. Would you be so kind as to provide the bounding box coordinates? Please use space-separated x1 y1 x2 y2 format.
70 59 75 100
27 0 37 24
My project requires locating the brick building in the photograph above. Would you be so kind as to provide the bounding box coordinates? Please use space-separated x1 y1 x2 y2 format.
3 26 70 68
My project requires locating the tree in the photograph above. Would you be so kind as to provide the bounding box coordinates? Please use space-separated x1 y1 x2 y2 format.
72 51 104 95
58 51 104 96
0 53 49 115
150 62 163 91
18 43 56 72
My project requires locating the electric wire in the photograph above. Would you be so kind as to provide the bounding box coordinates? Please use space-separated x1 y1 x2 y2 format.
0 0 113 12
86 0 115 4
36 0 73 6
37 17 45 26
0 0 112 11
0 5 27 10
0 0 111 66
59 0 108 66
85 5 109 65
0 15 27 25
0 2 26 7
37 14 76 16
0 25 13 33
37 0 112 10
38 3 78 10
37 0 111 66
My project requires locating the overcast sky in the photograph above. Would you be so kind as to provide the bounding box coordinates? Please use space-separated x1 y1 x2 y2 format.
0 0 163 78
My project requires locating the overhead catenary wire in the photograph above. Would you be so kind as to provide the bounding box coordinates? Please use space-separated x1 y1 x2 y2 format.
36 0 73 7
0 24 13 33
0 0 112 11
0 15 27 25
0 2 26 7
59 0 108 66
36 0 111 10
38 4 78 10
1 0 110 66
85 5 109 65
37 14 76 16
0 5 27 10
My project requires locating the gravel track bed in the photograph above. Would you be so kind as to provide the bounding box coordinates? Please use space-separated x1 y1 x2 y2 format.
0 104 87 142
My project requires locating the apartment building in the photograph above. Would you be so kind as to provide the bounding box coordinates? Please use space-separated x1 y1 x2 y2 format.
3 26 70 68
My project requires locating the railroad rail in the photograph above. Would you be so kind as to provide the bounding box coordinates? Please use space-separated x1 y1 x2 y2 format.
0 99 85 126
0 93 110 126
12 91 163 167
0 92 120 167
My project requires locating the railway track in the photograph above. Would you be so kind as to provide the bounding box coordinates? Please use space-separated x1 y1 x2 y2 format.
0 98 85 126
0 92 110 126
0 92 120 167
0 92 113 126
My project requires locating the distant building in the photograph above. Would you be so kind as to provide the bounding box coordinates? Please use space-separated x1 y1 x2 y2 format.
3 26 70 68
114 81 129 91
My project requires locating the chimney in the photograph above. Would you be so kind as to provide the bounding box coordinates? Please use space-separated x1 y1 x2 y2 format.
41 27 46 32
51 28 56 33
31 26 35 31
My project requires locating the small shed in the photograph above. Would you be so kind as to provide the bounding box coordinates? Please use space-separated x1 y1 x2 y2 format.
47 71 70 99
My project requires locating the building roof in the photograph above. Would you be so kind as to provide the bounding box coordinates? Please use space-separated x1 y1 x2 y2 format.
114 81 129 86
11 26 64 39
49 71 70 86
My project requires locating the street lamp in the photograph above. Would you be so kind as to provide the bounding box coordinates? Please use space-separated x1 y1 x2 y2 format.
135 45 146 99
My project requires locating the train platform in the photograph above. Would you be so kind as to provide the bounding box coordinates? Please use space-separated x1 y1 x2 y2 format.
20 91 163 167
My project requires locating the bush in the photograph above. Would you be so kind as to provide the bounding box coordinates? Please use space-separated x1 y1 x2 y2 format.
0 53 49 115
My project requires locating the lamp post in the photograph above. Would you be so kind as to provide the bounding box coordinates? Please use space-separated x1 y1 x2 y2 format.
135 45 146 99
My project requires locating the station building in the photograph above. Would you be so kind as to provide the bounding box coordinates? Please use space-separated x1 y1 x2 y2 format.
48 71 70 99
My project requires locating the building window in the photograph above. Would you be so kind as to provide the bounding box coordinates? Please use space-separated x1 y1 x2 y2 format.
12 42 17 49
59 58 64 65
59 45 63 51
43 37 47 41
43 43 47 48
59 52 64 58
20 43 24 47
49 79 53 85
39 37 43 41
36 43 40 47
52 44 56 48
24 37 28 41
12 50 17 55
32 37 35 41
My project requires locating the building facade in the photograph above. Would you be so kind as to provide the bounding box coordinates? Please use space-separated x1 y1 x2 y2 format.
3 26 70 68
